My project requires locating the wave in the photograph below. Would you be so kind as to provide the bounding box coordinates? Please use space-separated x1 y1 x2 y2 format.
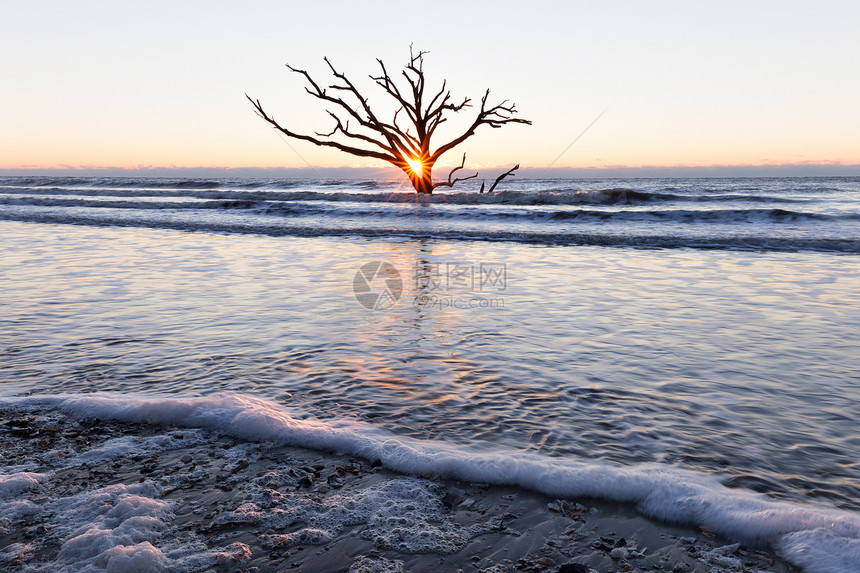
0 177 277 190
1 191 849 226
545 207 852 223
0 196 265 211
3 210 859 253
264 204 853 225
0 177 393 192
1 391 858 572
0 185 809 206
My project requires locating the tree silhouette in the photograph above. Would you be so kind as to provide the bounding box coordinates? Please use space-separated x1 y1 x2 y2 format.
247 47 531 194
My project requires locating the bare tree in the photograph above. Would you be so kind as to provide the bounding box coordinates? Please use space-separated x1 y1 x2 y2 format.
247 47 531 194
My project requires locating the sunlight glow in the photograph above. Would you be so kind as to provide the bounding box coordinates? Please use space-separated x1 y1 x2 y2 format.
406 157 424 175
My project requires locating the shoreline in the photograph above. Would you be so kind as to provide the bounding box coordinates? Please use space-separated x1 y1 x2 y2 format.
1 406 798 572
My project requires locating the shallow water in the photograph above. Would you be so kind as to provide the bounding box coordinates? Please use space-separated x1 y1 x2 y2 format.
2 216 859 513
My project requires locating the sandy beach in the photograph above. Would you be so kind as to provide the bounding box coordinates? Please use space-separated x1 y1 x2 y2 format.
1 405 798 572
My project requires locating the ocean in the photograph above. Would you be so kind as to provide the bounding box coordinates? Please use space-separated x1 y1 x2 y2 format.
1 175 859 252
1 175 859 571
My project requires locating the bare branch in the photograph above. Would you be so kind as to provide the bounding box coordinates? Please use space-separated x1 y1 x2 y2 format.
283 64 395 152
430 90 531 163
321 57 417 158
390 107 421 149
432 153 478 190
486 164 519 194
246 94 396 162
370 59 417 122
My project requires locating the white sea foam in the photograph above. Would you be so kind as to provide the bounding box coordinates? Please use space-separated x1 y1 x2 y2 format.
777 528 860 572
348 554 405 573
253 476 494 554
0 473 251 573
0 472 46 499
0 542 30 566
7 481 171 573
2 391 859 572
73 431 204 465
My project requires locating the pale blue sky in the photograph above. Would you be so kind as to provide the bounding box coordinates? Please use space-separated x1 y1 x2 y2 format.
2 0 859 173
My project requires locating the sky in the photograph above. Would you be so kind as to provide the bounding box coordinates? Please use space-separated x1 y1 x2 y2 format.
2 0 860 176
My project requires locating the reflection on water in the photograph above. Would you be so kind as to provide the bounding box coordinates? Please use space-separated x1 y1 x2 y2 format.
1 220 860 509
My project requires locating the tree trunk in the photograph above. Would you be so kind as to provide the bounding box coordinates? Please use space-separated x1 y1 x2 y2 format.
404 166 434 194
413 173 433 194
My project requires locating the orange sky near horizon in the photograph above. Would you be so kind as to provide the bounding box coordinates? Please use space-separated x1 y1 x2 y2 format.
2 1 859 174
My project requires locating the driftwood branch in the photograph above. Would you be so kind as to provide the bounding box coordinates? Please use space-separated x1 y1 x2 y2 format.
481 165 520 194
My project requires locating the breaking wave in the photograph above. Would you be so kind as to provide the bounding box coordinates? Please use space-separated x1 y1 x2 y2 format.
2 392 859 573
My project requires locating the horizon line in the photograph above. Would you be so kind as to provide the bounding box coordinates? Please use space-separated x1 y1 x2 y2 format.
1 162 858 178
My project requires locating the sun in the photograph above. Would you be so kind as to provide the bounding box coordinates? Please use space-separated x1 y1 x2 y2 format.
405 157 423 175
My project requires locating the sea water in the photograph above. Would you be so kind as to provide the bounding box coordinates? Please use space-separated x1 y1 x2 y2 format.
1 175 859 571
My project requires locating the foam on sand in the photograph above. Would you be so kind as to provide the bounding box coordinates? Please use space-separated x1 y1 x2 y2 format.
51 483 170 571
0 479 171 572
3 391 859 572
0 449 251 572
0 473 45 499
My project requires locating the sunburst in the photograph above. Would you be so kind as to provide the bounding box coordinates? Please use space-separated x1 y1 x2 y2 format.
405 157 424 175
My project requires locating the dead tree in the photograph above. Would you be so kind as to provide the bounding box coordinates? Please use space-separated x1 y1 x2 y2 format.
247 47 531 194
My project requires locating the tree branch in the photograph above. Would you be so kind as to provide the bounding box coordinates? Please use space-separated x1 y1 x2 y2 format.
484 164 519 194
286 59 416 159
430 90 531 163
370 59 417 122
432 153 478 189
246 94 396 162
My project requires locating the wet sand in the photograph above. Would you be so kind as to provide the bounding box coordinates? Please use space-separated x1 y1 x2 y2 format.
0 408 798 572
